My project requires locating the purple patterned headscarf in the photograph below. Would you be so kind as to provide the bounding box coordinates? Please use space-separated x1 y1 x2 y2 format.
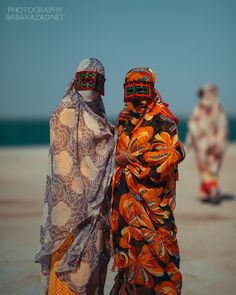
35 58 116 294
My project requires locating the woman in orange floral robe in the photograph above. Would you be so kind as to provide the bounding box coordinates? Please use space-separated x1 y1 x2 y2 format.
110 68 185 294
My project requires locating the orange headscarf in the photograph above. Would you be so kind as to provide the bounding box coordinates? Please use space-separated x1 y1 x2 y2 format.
125 67 156 84
119 67 178 130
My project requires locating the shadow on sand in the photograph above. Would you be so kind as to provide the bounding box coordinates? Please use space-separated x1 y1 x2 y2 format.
220 193 235 202
195 193 235 205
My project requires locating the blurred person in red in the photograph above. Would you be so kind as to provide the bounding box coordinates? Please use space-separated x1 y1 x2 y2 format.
187 84 228 204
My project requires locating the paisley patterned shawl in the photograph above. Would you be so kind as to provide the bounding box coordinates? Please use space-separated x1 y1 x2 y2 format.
35 61 116 294
110 68 185 294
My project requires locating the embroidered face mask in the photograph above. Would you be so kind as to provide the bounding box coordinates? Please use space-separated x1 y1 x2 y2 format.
73 71 105 95
124 80 154 102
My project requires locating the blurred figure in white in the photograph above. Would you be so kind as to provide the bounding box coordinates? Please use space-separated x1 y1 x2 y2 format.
187 84 228 204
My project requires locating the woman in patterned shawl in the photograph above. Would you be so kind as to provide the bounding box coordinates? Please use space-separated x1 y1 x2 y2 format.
187 84 228 203
110 68 185 294
35 58 116 295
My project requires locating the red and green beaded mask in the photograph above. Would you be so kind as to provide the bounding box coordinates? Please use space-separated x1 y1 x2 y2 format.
73 71 105 95
124 81 154 102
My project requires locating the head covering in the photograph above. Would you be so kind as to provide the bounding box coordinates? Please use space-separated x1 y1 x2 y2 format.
197 84 218 97
65 58 106 117
124 68 156 107
187 84 228 175
35 59 116 294
74 58 105 102
118 67 177 130
125 67 156 83
76 57 105 74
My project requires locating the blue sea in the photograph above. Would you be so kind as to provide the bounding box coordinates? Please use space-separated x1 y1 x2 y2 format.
0 117 235 146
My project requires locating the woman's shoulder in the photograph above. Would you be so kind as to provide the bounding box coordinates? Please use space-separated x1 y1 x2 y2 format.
49 96 80 125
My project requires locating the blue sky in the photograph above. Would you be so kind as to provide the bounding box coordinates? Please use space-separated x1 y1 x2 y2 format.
1 0 236 119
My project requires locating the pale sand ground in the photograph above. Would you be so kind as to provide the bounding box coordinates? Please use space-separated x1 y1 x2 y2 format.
0 145 236 295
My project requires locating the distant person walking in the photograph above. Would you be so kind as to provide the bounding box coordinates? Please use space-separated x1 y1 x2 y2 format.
35 58 116 294
187 84 228 204
110 68 185 294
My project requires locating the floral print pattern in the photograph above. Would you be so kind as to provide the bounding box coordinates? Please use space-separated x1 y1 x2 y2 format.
187 84 228 201
110 68 185 294
35 85 116 294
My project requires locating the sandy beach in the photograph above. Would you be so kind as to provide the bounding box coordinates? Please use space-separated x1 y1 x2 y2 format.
0 144 235 295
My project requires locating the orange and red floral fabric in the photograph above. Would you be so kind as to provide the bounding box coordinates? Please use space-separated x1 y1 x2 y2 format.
110 68 185 294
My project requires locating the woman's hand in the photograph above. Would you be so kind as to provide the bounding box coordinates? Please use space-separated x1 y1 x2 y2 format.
116 150 129 167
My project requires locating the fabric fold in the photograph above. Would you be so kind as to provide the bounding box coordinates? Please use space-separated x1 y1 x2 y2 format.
35 58 116 294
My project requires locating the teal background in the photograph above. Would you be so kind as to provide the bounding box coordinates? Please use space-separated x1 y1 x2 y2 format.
1 117 235 146
1 0 235 146
1 0 236 120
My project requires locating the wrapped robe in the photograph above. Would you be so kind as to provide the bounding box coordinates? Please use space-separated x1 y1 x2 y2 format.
187 84 228 200
110 68 185 294
35 59 116 294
